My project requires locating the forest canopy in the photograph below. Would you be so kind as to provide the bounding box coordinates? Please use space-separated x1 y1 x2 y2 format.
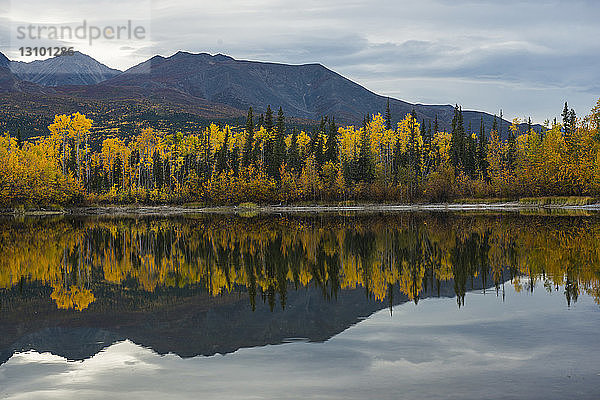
1 99 600 206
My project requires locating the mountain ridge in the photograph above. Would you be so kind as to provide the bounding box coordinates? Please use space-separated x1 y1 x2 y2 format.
10 52 121 86
0 50 537 138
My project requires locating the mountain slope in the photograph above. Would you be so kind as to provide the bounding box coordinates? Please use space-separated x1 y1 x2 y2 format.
10 52 121 86
100 51 525 135
104 52 415 121
0 52 9 68
1 51 536 138
0 52 52 94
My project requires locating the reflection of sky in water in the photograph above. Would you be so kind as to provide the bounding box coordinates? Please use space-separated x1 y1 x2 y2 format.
1 284 599 400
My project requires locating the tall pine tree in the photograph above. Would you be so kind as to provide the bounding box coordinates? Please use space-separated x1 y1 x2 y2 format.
325 116 338 163
385 98 392 130
242 107 255 167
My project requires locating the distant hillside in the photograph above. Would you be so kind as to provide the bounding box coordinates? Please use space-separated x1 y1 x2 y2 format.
102 51 523 135
10 52 121 86
0 53 49 94
0 50 538 138
0 52 9 68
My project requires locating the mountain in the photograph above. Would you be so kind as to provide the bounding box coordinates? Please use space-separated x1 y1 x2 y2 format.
0 52 9 68
0 272 497 365
100 51 529 135
10 52 121 86
0 52 18 93
103 52 412 122
0 50 537 138
0 51 50 94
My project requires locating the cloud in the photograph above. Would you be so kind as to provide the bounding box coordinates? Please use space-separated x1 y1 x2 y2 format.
0 0 598 121
1 283 599 399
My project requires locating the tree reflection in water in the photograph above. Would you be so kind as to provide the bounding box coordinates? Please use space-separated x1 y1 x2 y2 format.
0 213 598 311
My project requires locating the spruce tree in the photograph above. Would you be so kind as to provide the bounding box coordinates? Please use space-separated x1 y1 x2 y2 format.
450 105 465 171
152 150 164 188
562 102 570 132
478 117 488 181
271 107 286 179
427 121 432 144
568 108 576 134
507 125 517 172
385 98 392 130
466 126 477 177
242 107 255 167
258 113 264 130
264 105 274 132
312 128 325 170
287 127 301 172
231 147 240 176
325 116 338 163
216 130 230 173
357 119 374 182
16 128 22 148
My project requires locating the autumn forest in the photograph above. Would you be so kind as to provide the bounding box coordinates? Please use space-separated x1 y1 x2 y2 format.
1 99 600 206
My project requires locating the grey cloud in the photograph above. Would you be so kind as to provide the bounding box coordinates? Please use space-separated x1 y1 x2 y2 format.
1 0 599 121
1 284 599 399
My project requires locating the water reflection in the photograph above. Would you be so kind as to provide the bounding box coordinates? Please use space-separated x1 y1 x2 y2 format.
2 283 599 400
1 213 599 312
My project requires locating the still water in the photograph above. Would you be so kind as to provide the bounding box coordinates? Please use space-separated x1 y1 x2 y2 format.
0 211 599 399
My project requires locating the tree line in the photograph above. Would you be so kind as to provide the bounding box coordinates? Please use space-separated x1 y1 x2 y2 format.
1 98 600 206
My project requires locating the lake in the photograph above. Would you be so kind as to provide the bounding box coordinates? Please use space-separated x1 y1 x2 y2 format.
0 211 599 399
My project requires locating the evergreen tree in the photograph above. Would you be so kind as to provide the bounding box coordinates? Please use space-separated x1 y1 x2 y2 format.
426 120 432 144
385 98 392 130
264 105 274 133
319 116 327 136
450 105 465 171
242 107 255 166
507 125 517 172
312 128 325 169
258 113 264 129
562 102 570 132
216 130 230 173
568 108 577 134
325 117 338 163
231 147 240 176
16 128 22 148
465 126 477 178
357 117 374 182
478 117 488 181
271 107 286 179
152 150 164 189
434 114 439 134
409 110 419 173
287 127 301 172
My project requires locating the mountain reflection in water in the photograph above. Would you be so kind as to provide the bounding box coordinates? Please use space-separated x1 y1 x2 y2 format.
0 212 599 364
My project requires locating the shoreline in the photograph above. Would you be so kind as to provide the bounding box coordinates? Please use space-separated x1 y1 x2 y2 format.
3 201 600 216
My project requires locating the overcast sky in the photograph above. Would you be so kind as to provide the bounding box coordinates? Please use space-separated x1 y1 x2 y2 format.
1 0 599 122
